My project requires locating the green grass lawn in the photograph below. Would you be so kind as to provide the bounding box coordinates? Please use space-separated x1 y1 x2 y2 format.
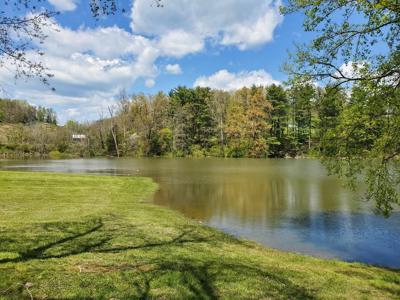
0 171 399 299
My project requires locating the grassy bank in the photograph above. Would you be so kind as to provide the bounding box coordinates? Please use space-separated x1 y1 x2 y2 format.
0 171 399 299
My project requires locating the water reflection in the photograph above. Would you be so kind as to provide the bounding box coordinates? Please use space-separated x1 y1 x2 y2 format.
1 158 399 268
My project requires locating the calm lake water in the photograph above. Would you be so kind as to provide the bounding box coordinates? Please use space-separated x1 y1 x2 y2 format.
1 158 399 268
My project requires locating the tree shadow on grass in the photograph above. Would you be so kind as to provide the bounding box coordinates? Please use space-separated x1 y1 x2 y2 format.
0 216 321 299
0 218 110 263
42 258 316 300
63 257 316 300
1 217 397 299
0 218 210 265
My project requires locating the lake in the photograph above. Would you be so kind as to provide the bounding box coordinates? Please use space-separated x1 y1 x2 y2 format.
1 158 399 268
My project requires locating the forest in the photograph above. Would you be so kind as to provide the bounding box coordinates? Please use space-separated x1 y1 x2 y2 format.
0 81 396 161
0 99 57 125
0 84 342 159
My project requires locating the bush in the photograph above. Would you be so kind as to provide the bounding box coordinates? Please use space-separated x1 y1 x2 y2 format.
0 145 8 153
207 145 224 157
49 150 61 159
190 145 205 158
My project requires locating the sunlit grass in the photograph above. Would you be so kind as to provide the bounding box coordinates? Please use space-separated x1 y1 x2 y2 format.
0 171 399 299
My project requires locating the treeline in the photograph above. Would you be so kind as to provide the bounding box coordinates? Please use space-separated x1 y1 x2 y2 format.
1 84 348 158
83 84 343 158
2 82 396 162
0 99 59 158
0 99 57 125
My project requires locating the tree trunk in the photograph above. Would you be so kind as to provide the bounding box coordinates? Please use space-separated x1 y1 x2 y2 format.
220 118 224 156
111 126 120 158
108 106 120 158
308 110 312 150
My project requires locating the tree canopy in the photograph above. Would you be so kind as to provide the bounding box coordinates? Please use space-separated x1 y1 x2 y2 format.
282 0 400 88
283 0 400 216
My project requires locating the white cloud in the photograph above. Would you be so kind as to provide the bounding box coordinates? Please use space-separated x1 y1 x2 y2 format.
42 24 157 60
220 4 282 50
337 61 367 78
194 69 280 90
0 22 161 124
157 30 204 57
48 0 78 12
145 78 155 88
165 64 182 75
0 80 119 124
65 108 80 118
131 0 283 51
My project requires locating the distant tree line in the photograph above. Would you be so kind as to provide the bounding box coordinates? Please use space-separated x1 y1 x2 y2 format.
2 81 397 163
0 84 326 159
0 99 57 125
0 83 376 160
59 83 345 159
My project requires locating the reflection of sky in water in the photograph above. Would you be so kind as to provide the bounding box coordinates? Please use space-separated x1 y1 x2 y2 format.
221 212 400 267
1 158 399 268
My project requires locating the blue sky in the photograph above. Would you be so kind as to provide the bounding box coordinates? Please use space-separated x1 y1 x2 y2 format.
1 0 314 123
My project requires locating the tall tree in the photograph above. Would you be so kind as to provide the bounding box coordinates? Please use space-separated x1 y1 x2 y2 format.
169 87 215 155
169 87 192 155
244 87 273 158
289 83 315 152
147 92 170 156
107 105 120 157
322 83 400 216
227 87 272 158
267 84 289 157
283 0 400 215
225 97 247 157
209 90 230 156
315 86 345 153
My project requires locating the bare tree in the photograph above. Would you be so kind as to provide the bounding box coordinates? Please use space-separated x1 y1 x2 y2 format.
97 109 107 152
116 89 131 153
1 2 57 86
107 105 120 157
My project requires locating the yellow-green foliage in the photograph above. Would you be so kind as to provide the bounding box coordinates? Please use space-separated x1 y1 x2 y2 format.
0 171 399 299
48 150 61 159
0 124 15 145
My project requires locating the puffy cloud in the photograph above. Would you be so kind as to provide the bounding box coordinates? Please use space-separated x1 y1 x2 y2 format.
0 23 160 123
41 24 156 60
194 69 280 90
65 108 80 118
0 82 119 124
165 64 182 75
337 61 367 78
220 4 283 50
157 30 204 57
131 0 283 50
145 78 156 88
48 0 78 12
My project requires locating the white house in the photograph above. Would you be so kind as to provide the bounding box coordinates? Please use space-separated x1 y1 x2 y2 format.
72 134 86 141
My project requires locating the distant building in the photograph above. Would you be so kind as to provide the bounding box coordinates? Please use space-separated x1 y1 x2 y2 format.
72 134 86 141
